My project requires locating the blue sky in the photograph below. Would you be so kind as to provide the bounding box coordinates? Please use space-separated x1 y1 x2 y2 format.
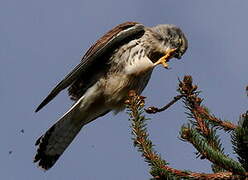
1 0 247 179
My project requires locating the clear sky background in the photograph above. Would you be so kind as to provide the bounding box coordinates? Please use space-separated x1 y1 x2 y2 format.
1 0 247 179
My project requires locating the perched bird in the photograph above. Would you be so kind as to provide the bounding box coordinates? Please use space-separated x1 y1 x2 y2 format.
34 21 188 170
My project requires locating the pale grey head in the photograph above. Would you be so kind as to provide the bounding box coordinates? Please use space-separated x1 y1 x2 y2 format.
143 24 188 65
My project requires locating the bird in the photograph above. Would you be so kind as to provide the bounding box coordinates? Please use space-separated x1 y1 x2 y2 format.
34 21 188 170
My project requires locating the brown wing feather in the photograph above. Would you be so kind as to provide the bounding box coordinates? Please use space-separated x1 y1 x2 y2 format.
83 22 140 60
35 22 144 112
68 22 143 100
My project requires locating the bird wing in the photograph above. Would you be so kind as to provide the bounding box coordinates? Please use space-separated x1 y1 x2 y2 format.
35 22 145 112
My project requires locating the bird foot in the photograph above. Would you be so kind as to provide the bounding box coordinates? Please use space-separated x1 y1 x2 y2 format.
154 48 177 68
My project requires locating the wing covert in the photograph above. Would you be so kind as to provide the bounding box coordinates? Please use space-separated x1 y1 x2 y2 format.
35 22 145 112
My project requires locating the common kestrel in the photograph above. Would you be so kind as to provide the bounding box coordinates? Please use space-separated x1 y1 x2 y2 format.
34 22 188 170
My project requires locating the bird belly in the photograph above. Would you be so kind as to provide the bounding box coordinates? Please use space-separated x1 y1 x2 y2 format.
102 70 152 112
79 55 154 114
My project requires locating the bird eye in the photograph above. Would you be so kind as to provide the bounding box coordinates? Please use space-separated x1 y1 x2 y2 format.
173 38 182 48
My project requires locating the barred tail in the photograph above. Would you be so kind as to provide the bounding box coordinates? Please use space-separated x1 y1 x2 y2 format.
33 110 83 170
34 90 110 170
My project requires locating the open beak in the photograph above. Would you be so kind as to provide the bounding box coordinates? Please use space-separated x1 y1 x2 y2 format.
153 48 177 68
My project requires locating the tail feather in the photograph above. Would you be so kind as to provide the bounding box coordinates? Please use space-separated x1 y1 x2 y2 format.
34 97 84 170
34 114 83 170
34 90 111 170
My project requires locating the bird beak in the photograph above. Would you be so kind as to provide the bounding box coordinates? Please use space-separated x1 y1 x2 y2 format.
153 48 177 68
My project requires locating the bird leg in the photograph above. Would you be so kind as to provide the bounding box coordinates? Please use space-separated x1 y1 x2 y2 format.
154 48 177 68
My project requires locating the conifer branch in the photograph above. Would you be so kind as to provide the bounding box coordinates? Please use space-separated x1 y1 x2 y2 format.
145 94 184 114
232 112 248 171
181 126 246 175
125 89 248 179
178 76 238 172
145 76 237 131
177 76 237 132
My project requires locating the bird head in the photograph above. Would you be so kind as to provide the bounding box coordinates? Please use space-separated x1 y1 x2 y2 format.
146 24 188 68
